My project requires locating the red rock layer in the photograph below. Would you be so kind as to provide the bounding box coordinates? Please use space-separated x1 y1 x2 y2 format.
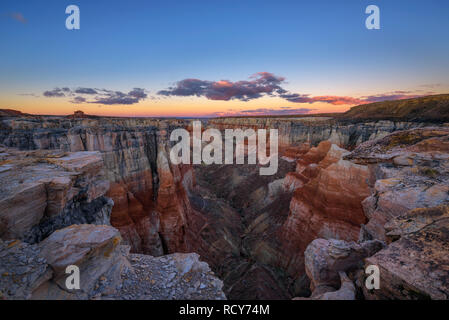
279 141 371 279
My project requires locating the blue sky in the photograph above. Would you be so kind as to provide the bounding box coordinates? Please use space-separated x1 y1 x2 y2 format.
1 0 448 116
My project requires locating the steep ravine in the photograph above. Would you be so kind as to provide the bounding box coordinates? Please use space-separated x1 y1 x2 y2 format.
0 115 437 299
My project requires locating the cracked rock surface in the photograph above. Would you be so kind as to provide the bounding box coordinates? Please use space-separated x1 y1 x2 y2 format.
105 253 226 300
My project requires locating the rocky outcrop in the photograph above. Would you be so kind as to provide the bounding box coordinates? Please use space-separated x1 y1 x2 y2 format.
0 117 192 255
0 109 29 118
0 148 112 243
277 142 372 288
208 117 427 149
299 127 449 300
0 238 52 300
294 271 356 300
347 127 449 241
0 224 226 300
363 205 449 300
351 127 449 299
106 252 226 300
0 224 125 299
304 239 384 291
2 112 448 300
32 224 126 299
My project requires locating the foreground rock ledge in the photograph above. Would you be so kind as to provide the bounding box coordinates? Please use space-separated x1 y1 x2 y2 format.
0 224 226 300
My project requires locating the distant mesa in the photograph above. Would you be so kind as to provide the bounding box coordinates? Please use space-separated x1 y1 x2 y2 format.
341 94 449 122
215 94 449 122
67 110 93 119
0 109 28 118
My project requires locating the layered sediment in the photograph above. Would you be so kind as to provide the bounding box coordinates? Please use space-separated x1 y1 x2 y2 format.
1 109 448 300
301 127 449 300
0 141 225 300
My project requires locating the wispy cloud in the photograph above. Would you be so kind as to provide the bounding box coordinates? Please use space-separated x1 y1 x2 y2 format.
9 12 26 24
279 93 364 105
209 107 316 117
17 93 39 97
419 83 442 89
42 87 148 105
361 93 422 103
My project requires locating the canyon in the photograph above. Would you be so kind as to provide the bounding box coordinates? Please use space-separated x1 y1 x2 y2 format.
0 95 448 300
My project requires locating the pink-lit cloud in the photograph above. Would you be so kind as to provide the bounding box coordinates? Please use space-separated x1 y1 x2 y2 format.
158 72 286 102
207 107 316 117
158 72 428 106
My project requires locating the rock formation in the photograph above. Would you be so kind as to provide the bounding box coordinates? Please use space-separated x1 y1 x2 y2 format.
1 105 448 300
304 239 384 291
0 148 111 243
0 225 225 300
363 205 449 300
0 143 225 300
297 126 449 300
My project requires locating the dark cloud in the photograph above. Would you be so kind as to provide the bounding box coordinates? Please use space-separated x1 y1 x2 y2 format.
43 88 66 97
128 88 147 99
71 96 86 103
42 87 148 105
280 93 364 105
74 87 97 95
158 72 431 107
158 72 368 105
158 72 286 102
89 88 148 105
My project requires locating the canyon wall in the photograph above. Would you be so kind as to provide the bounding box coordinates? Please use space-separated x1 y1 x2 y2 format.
0 141 225 300
302 127 449 299
0 114 444 299
0 117 193 256
208 117 426 149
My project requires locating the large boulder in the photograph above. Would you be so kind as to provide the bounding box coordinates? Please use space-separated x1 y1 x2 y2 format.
0 224 125 300
304 238 384 291
0 149 111 243
1 224 227 300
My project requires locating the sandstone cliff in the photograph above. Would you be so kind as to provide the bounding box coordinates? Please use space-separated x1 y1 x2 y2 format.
300 127 449 300
1 112 448 300
0 143 225 300
0 147 112 243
